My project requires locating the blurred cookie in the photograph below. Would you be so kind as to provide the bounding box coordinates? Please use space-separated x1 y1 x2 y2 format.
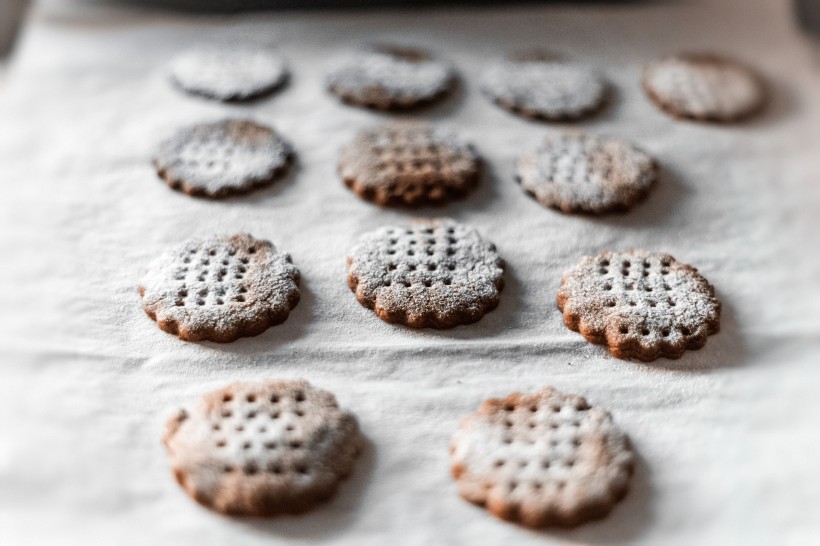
339 122 480 207
326 46 454 110
557 249 721 361
480 54 607 121
450 387 633 528
153 119 292 199
168 46 288 102
516 131 657 214
642 53 764 122
163 380 361 516
140 234 301 342
346 219 504 328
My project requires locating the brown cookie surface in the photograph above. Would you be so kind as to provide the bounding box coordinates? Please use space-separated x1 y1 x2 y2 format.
480 55 607 121
163 380 361 516
139 234 301 343
168 46 288 102
326 46 454 110
450 387 633 528
339 122 480 207
516 131 657 214
346 219 504 328
153 119 292 199
642 53 764 122
557 250 721 361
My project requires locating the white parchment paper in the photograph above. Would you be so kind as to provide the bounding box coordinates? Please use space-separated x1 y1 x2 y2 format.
1 0 818 544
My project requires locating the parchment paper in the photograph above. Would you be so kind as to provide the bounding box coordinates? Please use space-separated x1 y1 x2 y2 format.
1 0 818 544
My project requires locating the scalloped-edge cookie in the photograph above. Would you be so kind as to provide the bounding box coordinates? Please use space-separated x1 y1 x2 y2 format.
450 387 633 528
163 380 362 516
346 219 504 328
139 234 301 342
557 249 720 361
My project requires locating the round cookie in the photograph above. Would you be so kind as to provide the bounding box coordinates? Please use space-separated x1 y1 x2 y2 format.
139 234 301 343
480 56 607 121
346 219 505 328
168 46 288 102
516 131 657 214
163 380 361 516
557 249 721 361
326 46 454 110
642 53 764 122
339 122 480 207
450 387 633 528
153 119 292 199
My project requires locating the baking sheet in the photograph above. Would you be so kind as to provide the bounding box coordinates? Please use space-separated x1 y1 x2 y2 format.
0 0 818 544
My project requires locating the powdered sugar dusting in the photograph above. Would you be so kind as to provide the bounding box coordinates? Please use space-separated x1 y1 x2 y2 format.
169 46 288 102
140 233 300 342
450 387 633 528
347 219 504 328
557 249 721 361
153 119 292 198
480 60 607 120
517 131 656 213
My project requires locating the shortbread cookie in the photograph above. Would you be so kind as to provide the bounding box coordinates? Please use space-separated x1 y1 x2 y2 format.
642 53 764 122
450 387 633 528
163 380 361 516
168 46 288 102
516 131 657 214
153 119 292 199
480 56 607 121
557 250 720 361
326 46 454 110
339 122 480 207
140 234 300 342
346 219 504 328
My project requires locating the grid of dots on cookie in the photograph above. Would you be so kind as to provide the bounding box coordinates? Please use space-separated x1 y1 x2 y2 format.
172 131 244 177
210 387 330 478
365 128 465 177
170 242 269 309
376 224 478 289
536 136 614 186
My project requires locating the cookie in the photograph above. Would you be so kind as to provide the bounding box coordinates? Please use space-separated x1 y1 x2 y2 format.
450 387 633 528
153 119 292 199
326 46 454 110
168 46 288 102
480 55 607 121
516 131 657 214
642 53 764 122
557 249 721 361
139 234 301 342
339 122 480 207
346 219 504 328
163 380 361 516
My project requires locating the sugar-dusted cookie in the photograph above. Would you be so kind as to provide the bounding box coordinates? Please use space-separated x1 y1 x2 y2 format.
480 54 607 121
450 387 633 528
516 131 657 214
163 380 362 516
140 234 300 342
168 46 288 102
339 122 480 207
346 219 504 328
557 250 721 361
153 119 293 199
642 53 764 122
326 45 454 110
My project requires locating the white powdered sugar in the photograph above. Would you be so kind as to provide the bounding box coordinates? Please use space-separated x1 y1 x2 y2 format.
517 131 657 213
347 219 504 328
168 46 288 101
643 53 763 121
480 60 607 120
450 387 633 528
558 249 721 361
152 119 292 198
140 234 300 342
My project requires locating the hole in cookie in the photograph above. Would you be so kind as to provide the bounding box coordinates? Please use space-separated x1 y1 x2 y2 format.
247 411 257 419
222 410 232 418
223 465 234 473
661 258 671 267
443 278 452 286
668 300 676 307
606 301 616 307
235 295 245 303
246 394 256 403
223 393 233 402
384 280 392 287
387 249 395 255
388 263 397 271
623 260 631 268
270 411 280 419
663 284 671 291
264 441 277 449
648 300 657 307
235 424 244 432
403 281 412 288
295 392 305 402
295 409 305 417
503 403 514 411
599 268 609 275
290 440 302 448
603 283 613 291
662 328 670 337
447 264 455 271
645 286 653 292
446 248 456 256
215 298 223 305
269 394 279 403
423 280 432 287
408 264 417 271
242 441 251 450
662 269 670 275
244 463 258 476
508 481 518 491
407 250 415 256
175 300 184 307
680 326 691 336
504 419 513 427
601 259 610 266
212 423 221 431
619 325 629 334
238 287 247 294
216 439 226 447
248 247 257 254
258 426 266 433
286 424 294 431
296 464 309 475
267 464 282 474
628 301 636 306
494 460 504 468
641 328 650 336
566 459 575 468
